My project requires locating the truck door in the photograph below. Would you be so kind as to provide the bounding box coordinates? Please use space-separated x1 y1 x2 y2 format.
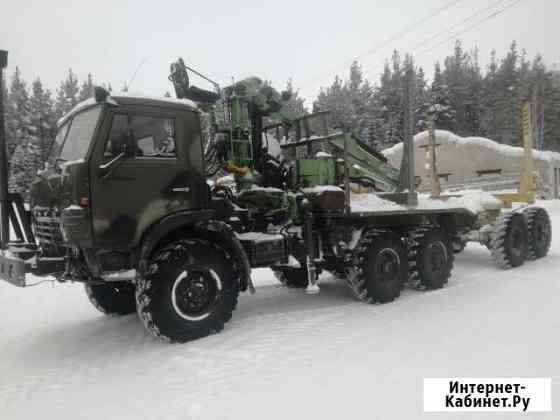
89 106 207 248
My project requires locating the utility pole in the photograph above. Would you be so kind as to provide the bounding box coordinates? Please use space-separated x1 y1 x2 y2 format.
399 65 417 206
0 50 9 249
427 118 441 198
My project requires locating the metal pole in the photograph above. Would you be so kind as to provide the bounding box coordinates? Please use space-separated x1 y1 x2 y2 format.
0 50 10 249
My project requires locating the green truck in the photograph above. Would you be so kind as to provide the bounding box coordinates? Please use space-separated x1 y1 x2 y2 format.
0 53 550 342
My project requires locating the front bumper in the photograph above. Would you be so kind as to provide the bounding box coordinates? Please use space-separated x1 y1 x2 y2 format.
0 252 27 287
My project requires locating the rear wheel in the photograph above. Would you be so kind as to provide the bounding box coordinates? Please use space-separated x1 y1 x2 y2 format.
410 228 454 290
85 282 136 315
490 212 528 269
135 238 239 342
523 207 551 260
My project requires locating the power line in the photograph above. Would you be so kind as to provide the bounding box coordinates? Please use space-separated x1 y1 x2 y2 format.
298 0 464 90
365 0 526 78
415 0 525 58
410 0 508 59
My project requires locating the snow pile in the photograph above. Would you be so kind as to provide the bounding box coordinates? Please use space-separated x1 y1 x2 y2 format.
350 190 502 214
417 191 502 213
350 193 404 212
383 129 560 163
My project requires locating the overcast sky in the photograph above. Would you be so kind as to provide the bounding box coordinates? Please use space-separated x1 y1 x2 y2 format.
1 0 557 105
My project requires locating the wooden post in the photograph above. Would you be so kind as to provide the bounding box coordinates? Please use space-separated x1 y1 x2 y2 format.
0 50 10 249
519 100 535 199
427 119 441 198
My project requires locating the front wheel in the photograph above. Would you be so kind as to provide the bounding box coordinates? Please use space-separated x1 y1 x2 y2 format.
136 239 239 343
85 282 136 315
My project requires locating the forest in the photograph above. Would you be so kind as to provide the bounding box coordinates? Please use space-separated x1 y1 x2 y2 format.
2 40 559 196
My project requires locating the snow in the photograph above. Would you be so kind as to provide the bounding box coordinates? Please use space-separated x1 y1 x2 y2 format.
383 130 560 163
2 201 559 420
351 193 404 212
236 232 284 243
417 191 503 213
302 185 343 194
351 190 503 214
57 94 199 127
114 92 198 110
57 98 97 126
315 151 333 158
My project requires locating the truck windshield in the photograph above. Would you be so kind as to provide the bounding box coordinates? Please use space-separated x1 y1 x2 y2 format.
51 106 102 162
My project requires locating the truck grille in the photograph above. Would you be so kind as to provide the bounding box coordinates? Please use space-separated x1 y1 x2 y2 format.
33 207 64 246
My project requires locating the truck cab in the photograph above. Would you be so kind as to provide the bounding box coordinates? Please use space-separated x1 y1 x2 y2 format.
31 94 209 271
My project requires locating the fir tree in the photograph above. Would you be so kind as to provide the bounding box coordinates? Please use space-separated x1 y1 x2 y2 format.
30 78 56 163
428 62 455 130
55 68 80 118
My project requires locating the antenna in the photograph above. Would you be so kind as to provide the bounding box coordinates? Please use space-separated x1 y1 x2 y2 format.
127 57 148 91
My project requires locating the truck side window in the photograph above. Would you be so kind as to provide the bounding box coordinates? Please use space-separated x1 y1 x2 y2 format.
104 114 177 159
130 116 176 158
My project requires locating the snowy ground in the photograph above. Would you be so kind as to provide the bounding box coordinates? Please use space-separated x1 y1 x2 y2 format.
2 202 560 420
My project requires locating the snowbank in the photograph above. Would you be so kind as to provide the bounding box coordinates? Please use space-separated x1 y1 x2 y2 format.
383 130 560 163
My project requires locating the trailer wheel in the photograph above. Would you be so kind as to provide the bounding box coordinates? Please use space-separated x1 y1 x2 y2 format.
490 212 528 269
523 207 551 260
85 282 136 315
135 239 239 343
272 267 310 288
410 228 454 289
355 230 407 303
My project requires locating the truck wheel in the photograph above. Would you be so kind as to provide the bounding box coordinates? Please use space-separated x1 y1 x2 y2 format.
410 228 454 289
272 267 310 288
452 237 466 254
85 282 136 315
523 207 551 259
136 239 239 343
355 230 407 303
490 212 528 269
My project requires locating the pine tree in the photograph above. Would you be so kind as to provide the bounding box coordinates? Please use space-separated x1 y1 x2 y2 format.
78 73 94 101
